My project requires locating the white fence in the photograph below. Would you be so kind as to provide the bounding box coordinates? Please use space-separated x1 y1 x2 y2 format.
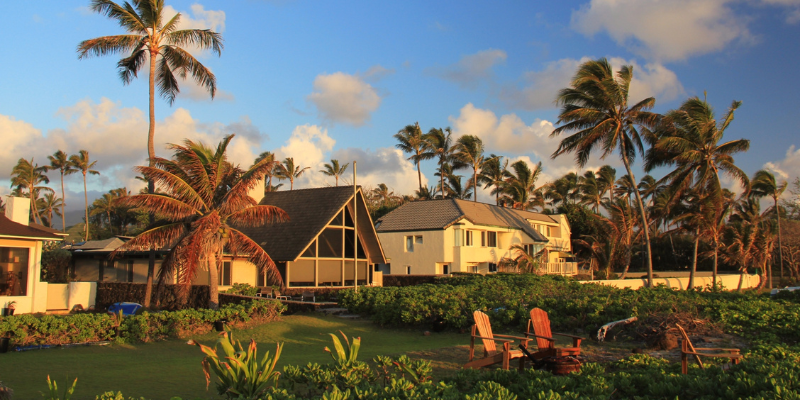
542 262 578 276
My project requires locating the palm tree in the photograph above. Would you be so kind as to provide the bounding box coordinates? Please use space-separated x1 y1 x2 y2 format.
597 165 617 202
275 157 310 190
91 192 117 234
78 0 223 195
115 135 287 309
646 96 750 288
394 122 433 192
415 186 436 200
750 169 788 284
10 158 52 225
47 150 76 231
545 172 580 208
371 183 399 208
424 127 460 197
613 174 637 202
502 160 545 211
320 159 349 187
69 150 100 240
478 154 508 205
551 58 660 285
578 171 603 212
499 244 544 274
251 152 280 193
444 174 474 200
454 135 491 202
39 192 63 229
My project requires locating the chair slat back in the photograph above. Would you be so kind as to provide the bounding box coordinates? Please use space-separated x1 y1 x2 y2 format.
675 323 704 368
529 308 553 350
473 311 496 353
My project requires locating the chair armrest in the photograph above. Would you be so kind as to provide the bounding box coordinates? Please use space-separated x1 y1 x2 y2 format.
682 351 743 358
552 332 586 340
524 333 555 341
471 335 514 343
494 334 531 342
694 347 740 353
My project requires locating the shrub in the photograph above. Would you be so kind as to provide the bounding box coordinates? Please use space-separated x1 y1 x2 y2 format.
225 283 259 297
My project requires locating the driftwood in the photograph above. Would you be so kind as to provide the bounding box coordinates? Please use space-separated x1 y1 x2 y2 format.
596 316 638 342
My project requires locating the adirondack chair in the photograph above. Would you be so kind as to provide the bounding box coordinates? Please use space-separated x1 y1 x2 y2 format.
676 324 742 374
524 308 583 360
465 310 531 371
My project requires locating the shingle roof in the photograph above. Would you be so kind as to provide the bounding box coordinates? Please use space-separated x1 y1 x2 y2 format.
376 199 550 242
237 186 385 263
0 215 63 240
70 237 126 251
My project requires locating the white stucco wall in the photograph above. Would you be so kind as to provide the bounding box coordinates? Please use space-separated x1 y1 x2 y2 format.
581 274 759 290
0 238 47 314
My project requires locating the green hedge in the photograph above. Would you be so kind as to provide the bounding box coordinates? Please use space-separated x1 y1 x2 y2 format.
0 299 285 346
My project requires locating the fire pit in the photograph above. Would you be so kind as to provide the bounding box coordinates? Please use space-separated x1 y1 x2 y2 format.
545 356 582 375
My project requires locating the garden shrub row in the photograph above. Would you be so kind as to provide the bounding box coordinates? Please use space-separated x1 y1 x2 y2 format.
339 274 800 343
0 299 285 346
95 282 212 311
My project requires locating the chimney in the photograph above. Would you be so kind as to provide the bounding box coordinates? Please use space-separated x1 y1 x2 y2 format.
248 175 266 204
5 196 30 226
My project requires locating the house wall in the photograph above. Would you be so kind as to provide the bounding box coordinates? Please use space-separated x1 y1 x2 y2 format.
377 230 446 275
0 238 47 314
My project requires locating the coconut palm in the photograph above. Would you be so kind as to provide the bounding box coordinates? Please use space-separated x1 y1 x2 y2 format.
551 58 660 285
545 172 580 208
415 186 436 200
91 192 117 233
478 154 508 205
252 152 280 193
320 159 349 187
750 169 788 284
10 158 52 226
371 183 400 208
645 96 750 288
424 127 460 197
499 244 544 274
395 122 434 192
578 170 603 212
613 174 637 202
46 150 76 231
115 135 287 309
502 160 545 211
444 174 474 200
69 150 100 240
597 165 617 202
454 135 491 202
78 0 223 196
275 157 309 190
38 192 63 229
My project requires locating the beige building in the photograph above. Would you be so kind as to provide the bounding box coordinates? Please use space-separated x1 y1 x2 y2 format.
375 199 575 276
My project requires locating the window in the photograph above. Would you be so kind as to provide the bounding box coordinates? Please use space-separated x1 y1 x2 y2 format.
487 231 497 247
470 265 478 273
523 244 544 256
406 266 412 275
480 231 486 247
257 267 267 287
219 261 232 286
405 235 422 252
465 231 474 246
442 264 449 275
454 230 463 246
318 228 343 257
489 263 497 273
0 247 29 296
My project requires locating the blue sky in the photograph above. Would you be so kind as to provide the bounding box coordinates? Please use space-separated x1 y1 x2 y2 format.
2 0 799 213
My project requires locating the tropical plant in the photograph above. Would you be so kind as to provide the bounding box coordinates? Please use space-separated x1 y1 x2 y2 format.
751 169 788 284
189 331 282 399
646 96 750 288
324 330 362 367
454 134 491 202
47 150 76 231
578 170 603 212
498 244 543 274
114 135 288 308
10 158 52 226
395 122 433 192
596 165 617 202
44 376 77 400
443 174 473 200
478 154 508 205
39 192 64 229
424 127 459 197
370 183 400 208
69 150 100 240
502 160 545 211
551 58 660 286
320 159 349 187
275 157 309 190
545 172 579 208
251 151 280 193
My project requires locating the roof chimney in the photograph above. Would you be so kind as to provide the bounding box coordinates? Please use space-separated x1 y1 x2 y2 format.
248 175 266 204
5 196 30 226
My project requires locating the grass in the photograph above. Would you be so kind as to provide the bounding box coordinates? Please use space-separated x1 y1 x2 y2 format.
0 314 464 400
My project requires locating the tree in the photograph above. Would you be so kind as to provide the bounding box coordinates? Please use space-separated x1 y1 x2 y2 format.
444 174 474 200
91 192 117 234
578 170 603 212
646 96 750 288
502 160 545 211
454 135 490 202
47 150 76 231
478 154 508 205
251 152 279 193
10 158 52 226
597 165 617 202
424 127 459 198
751 169 788 284
370 183 400 208
394 122 433 192
320 159 349 187
275 157 309 190
499 244 543 274
551 58 660 286
545 172 580 208
116 135 287 309
39 192 64 229
69 150 100 240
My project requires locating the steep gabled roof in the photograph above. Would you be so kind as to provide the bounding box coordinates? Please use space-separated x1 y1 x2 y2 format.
376 199 550 242
29 222 69 236
0 215 63 241
69 237 126 252
237 186 386 263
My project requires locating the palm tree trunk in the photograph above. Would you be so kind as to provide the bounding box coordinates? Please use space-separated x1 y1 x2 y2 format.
144 49 158 309
83 173 89 240
712 246 718 290
737 269 745 292
621 155 654 287
473 168 478 202
776 197 784 286
416 159 423 193
689 227 700 290
440 160 445 200
60 172 66 231
208 244 220 310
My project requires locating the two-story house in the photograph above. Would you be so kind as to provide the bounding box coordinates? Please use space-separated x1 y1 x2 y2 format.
375 199 575 276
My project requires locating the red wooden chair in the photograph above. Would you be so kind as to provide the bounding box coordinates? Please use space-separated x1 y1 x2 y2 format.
465 310 530 371
676 324 742 374
524 308 583 360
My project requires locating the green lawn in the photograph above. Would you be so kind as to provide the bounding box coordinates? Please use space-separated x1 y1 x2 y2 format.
0 314 464 400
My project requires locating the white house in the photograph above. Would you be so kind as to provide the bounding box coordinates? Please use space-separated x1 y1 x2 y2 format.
375 199 575 276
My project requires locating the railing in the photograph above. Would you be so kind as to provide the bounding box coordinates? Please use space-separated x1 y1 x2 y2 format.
541 262 578 276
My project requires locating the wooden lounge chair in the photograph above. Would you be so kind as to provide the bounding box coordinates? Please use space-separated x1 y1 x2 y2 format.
676 324 742 374
465 310 530 371
524 308 583 360
301 291 315 302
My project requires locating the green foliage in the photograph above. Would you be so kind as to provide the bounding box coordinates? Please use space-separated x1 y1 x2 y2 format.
225 283 260 297
45 376 77 400
323 331 361 367
0 300 285 346
189 331 282 399
41 246 72 283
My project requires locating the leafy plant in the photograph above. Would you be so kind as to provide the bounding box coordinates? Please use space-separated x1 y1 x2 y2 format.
225 283 259 297
188 331 282 399
324 331 361 367
44 376 77 400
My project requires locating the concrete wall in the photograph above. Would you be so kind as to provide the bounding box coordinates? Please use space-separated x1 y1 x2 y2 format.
68 282 96 310
580 274 760 290
47 283 69 310
0 238 47 314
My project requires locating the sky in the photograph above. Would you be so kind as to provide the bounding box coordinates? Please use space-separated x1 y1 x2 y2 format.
2 0 800 219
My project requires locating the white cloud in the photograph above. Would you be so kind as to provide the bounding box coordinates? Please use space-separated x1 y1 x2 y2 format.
163 4 225 33
362 65 396 82
427 49 507 89
571 0 753 61
500 57 684 110
0 99 264 210
276 124 336 188
331 147 425 196
763 145 800 187
307 72 382 126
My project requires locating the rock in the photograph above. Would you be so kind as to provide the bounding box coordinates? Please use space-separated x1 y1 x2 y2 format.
649 331 679 350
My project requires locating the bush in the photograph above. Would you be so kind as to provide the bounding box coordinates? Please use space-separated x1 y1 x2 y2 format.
225 283 259 297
